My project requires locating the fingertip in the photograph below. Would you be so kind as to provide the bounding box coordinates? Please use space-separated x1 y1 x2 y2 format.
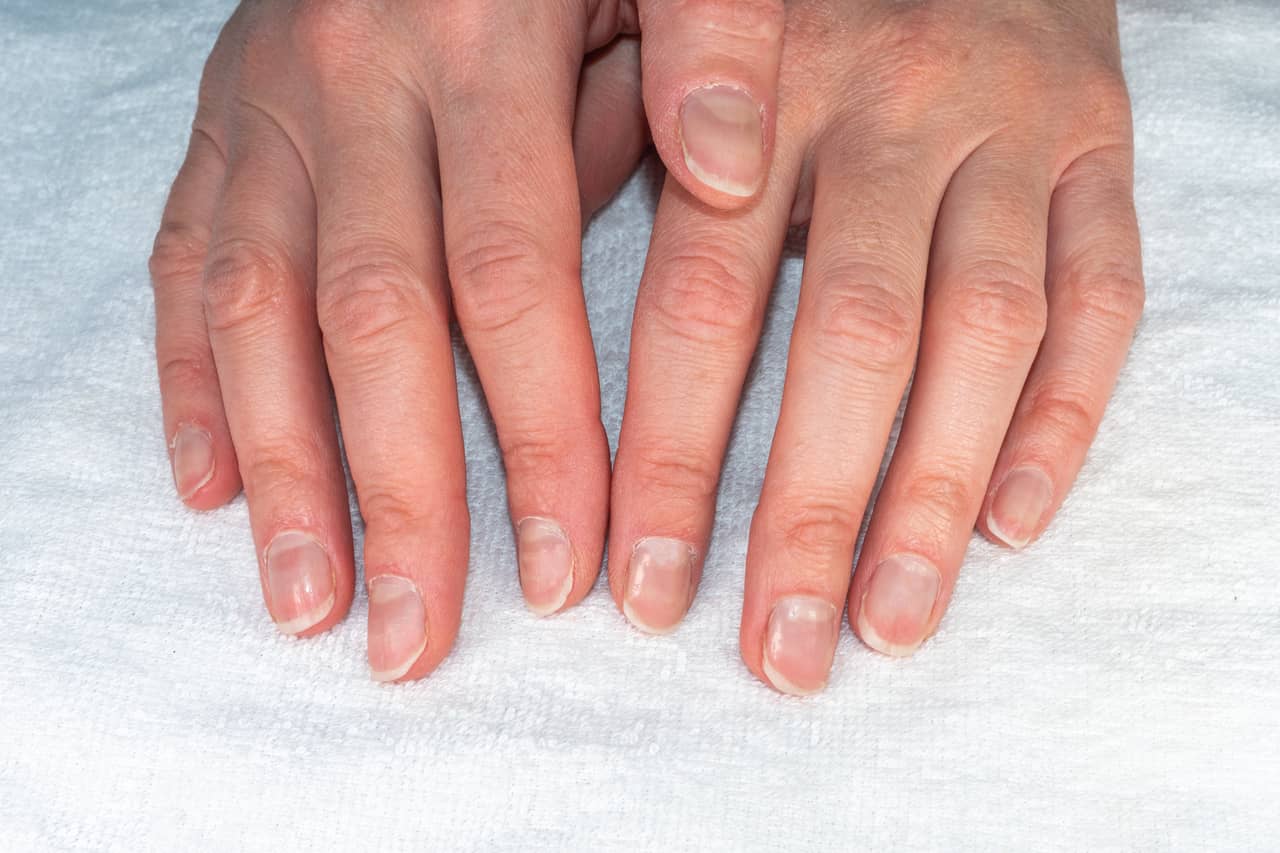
637 0 783 208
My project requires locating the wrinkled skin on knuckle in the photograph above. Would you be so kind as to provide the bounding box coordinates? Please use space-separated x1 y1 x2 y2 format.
621 439 722 504
447 223 571 337
241 432 332 502
944 263 1049 353
357 483 449 540
1055 253 1145 333
762 493 862 567
150 220 210 288
158 354 214 394
1024 380 1101 449
901 468 976 530
657 0 785 43
498 419 606 488
642 251 763 348
316 256 433 358
202 241 295 335
808 276 921 375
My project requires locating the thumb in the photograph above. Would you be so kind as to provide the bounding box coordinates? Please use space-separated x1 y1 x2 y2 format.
636 0 784 208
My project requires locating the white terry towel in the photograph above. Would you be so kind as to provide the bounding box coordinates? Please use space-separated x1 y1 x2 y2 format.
0 1 1277 850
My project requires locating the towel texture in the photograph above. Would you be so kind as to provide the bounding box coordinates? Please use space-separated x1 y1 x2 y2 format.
0 1 1277 849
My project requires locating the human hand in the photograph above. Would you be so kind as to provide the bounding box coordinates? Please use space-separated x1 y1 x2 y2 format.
607 0 1145 693
149 0 786 681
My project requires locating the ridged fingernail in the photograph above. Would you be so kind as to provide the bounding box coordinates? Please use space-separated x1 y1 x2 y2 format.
623 537 696 634
679 84 764 197
856 554 941 657
987 467 1053 549
763 595 839 696
171 425 214 500
367 575 427 683
516 517 574 616
264 531 335 636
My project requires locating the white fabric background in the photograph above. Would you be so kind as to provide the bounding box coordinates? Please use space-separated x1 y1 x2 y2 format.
1 1 1277 850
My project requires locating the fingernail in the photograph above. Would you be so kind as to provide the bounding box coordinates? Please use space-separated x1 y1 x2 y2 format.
679 84 764 197
264 530 336 636
623 537 696 634
857 554 941 658
762 595 839 696
367 575 427 683
987 466 1053 549
171 425 214 500
516 517 574 616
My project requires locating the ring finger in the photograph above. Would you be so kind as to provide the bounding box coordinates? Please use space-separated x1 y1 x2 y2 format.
202 110 354 637
848 141 1052 657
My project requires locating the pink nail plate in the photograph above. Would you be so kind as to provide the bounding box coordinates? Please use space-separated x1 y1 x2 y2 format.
516 517 574 617
171 425 214 500
367 574 427 683
987 466 1054 549
623 537 696 635
763 595 840 696
856 554 941 657
264 530 335 636
679 84 764 197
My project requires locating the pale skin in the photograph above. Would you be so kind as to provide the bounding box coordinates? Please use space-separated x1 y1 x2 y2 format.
152 0 1144 693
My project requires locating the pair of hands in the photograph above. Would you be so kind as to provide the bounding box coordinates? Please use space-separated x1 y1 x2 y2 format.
151 0 1144 693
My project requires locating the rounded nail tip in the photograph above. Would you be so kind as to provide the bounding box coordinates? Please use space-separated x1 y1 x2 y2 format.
523 574 574 618
762 657 828 697
855 609 924 658
177 465 216 503
681 147 761 198
621 600 684 636
985 511 1032 550
273 590 336 637
369 637 428 684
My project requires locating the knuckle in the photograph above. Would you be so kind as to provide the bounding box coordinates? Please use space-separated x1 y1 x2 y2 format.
241 436 328 500
946 262 1048 351
642 252 762 347
767 497 861 562
500 428 578 483
1059 259 1145 330
157 355 212 392
871 8 961 99
448 224 563 336
316 255 428 355
1027 382 1100 447
807 272 920 374
1070 74 1134 145
622 441 722 504
1082 70 1133 120
202 240 293 334
150 220 209 287
358 486 435 538
667 0 785 42
902 469 976 527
